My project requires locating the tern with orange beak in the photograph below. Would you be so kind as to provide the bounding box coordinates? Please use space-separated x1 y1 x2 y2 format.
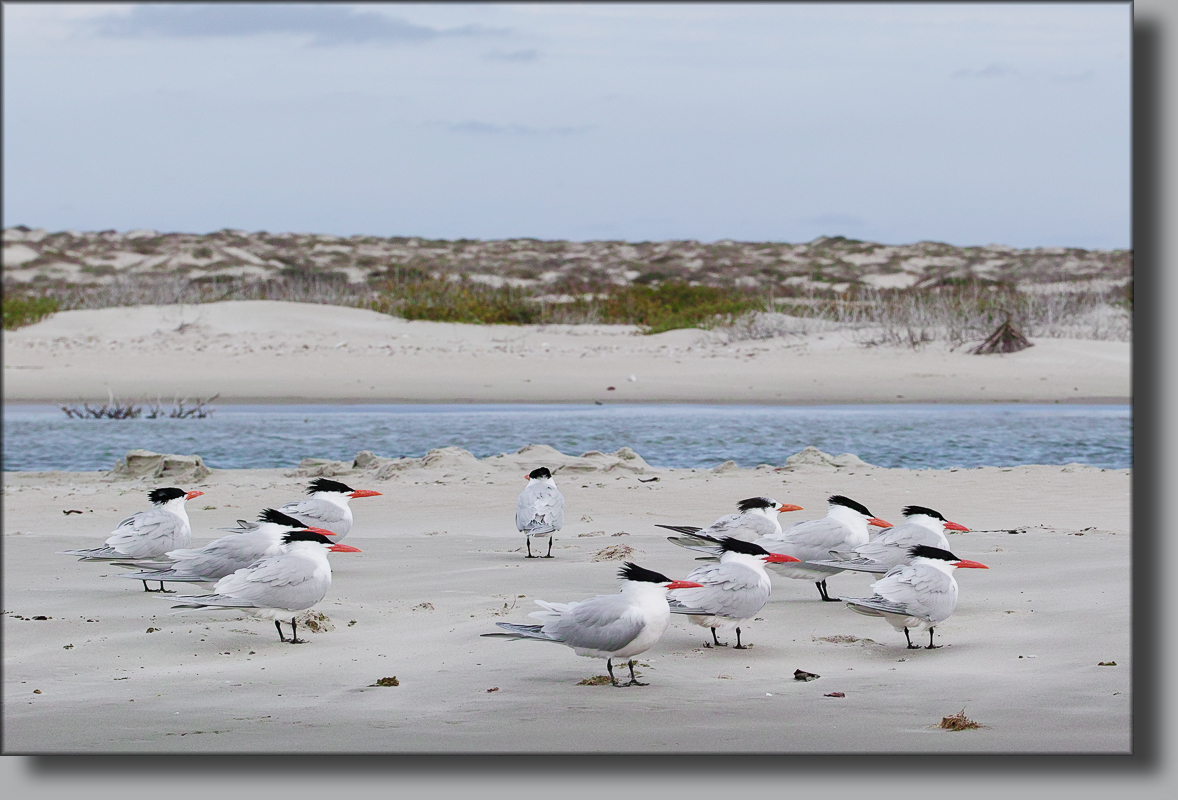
669 495 892 601
657 496 804 542
118 508 341 587
666 536 802 648
277 478 381 541
166 531 362 644
516 466 564 558
809 505 970 574
482 562 705 686
58 487 205 592
840 545 989 649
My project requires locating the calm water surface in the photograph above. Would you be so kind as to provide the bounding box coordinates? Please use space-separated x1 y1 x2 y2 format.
2 403 1131 472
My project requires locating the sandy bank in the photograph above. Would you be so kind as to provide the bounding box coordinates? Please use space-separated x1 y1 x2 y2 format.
2 447 1131 753
2 301 1130 404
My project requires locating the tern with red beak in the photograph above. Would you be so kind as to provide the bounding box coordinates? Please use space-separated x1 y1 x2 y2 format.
809 505 969 574
669 495 891 602
118 508 341 587
482 562 705 686
277 478 381 541
666 536 801 649
516 467 564 558
59 487 205 592
166 531 362 644
841 545 989 649
657 496 804 542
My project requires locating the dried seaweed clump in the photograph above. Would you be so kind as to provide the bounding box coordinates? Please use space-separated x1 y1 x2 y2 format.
939 709 982 731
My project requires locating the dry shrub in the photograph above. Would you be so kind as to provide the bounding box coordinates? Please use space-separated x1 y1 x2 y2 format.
939 709 982 731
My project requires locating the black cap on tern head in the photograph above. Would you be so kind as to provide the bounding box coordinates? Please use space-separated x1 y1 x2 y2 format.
528 467 553 480
259 508 310 528
718 537 771 556
618 562 672 584
907 544 959 562
737 497 776 512
903 505 945 521
281 531 336 546
828 495 873 517
307 478 354 495
148 487 187 505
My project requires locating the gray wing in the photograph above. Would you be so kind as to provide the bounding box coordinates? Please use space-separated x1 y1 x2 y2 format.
544 595 645 653
757 517 856 563
700 512 777 542
516 483 565 533
207 551 330 611
74 508 190 559
853 563 958 624
668 562 770 620
161 533 278 580
665 532 725 558
280 497 349 530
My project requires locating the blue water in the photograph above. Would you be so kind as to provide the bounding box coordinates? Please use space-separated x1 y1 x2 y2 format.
1 403 1131 472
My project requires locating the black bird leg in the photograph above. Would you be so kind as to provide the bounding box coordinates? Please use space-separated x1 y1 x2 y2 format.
275 620 288 642
541 537 554 558
142 580 174 593
816 580 838 601
708 627 728 647
733 627 747 649
904 627 919 649
287 617 306 644
606 658 618 686
525 538 537 558
925 627 940 650
623 659 648 687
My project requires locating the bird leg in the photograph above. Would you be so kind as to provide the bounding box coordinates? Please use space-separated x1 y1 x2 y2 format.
275 620 288 643
733 627 747 650
525 538 537 558
142 580 174 593
708 627 729 647
623 659 648 687
606 658 619 687
816 580 838 602
287 617 306 645
925 627 940 650
904 628 920 649
541 537 554 558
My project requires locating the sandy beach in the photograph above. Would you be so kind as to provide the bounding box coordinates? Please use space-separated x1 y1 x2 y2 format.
2 301 1130 404
2 440 1130 753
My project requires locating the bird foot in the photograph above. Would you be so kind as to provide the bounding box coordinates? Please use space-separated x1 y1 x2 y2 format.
539 555 554 559
819 596 841 602
906 643 920 650
622 679 648 687
524 555 538 559
143 586 175 593
733 644 748 650
287 637 307 645
925 644 942 650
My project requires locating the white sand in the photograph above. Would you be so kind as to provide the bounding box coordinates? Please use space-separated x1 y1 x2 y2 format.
2 301 1129 404
3 450 1130 754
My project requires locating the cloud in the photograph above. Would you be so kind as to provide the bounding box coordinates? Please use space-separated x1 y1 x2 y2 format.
432 121 594 136
88 4 507 46
952 63 1020 79
482 49 540 63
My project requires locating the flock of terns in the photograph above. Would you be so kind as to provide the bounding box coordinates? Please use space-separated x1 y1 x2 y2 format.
59 470 989 687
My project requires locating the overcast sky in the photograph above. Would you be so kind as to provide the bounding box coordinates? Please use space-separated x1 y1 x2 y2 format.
2 2 1131 248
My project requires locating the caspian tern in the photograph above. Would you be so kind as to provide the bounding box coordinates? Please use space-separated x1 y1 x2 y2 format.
656 496 804 542
119 508 338 587
165 531 362 644
516 467 564 558
58 487 205 592
669 495 891 602
666 536 801 649
481 562 704 687
277 478 382 541
809 505 970 574
840 544 989 649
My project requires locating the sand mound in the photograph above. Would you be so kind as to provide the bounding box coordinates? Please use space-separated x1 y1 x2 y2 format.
108 449 212 483
784 446 872 469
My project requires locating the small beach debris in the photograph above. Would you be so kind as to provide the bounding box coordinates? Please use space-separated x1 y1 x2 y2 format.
577 675 614 686
592 544 637 561
607 386 616 391
824 692 845 698
33 689 42 694
32 616 50 621
610 531 630 537
1098 661 1117 666
939 709 982 731
63 644 73 649
63 509 83 515
372 677 400 687
295 610 334 633
794 669 820 681
348 620 357 626
146 627 159 633
578 531 606 537
412 603 435 611
486 687 499 693
638 477 659 483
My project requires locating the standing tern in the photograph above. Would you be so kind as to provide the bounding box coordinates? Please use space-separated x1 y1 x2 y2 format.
808 505 969 574
165 531 362 644
278 478 382 541
657 496 804 542
840 544 989 649
669 495 891 601
666 536 801 648
59 487 205 592
119 508 338 587
481 562 704 686
516 467 564 558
